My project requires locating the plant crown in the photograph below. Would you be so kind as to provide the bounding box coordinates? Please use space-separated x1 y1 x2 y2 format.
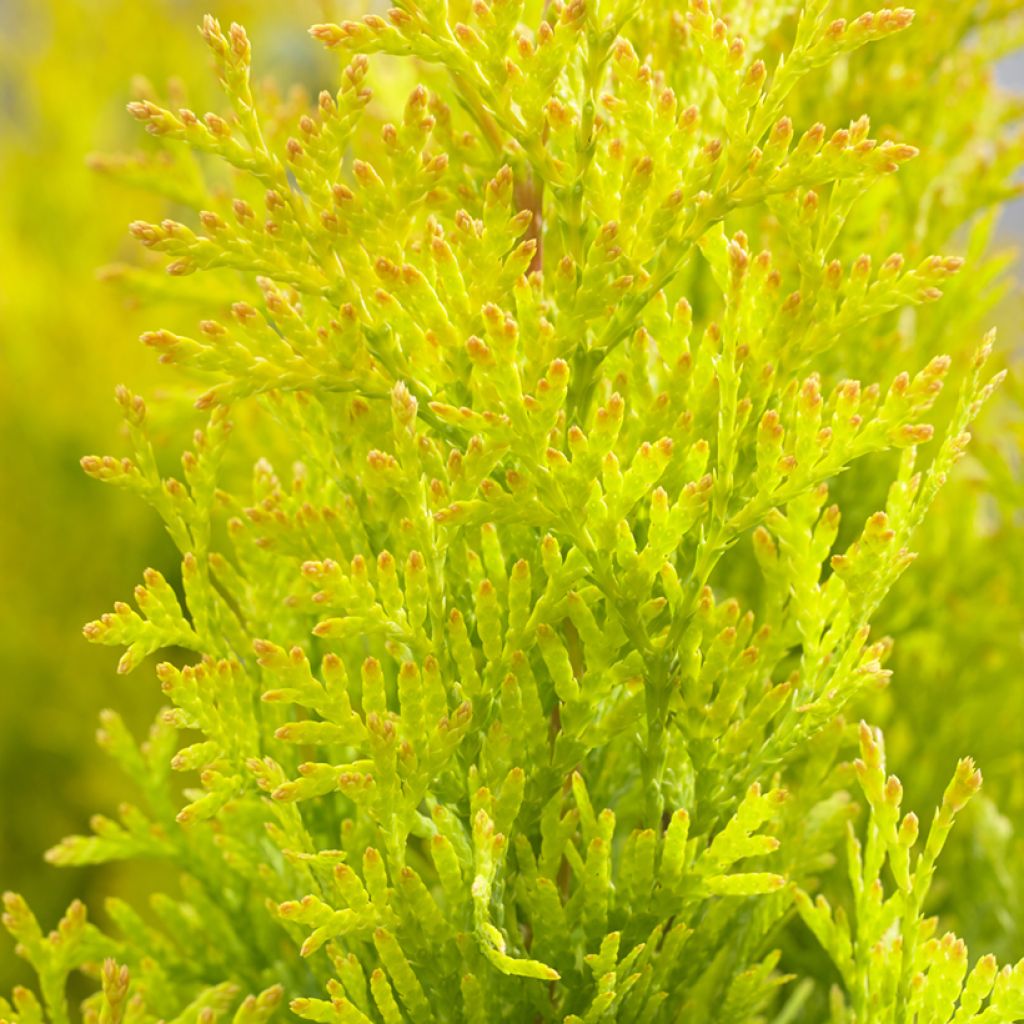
3 2 1023 1022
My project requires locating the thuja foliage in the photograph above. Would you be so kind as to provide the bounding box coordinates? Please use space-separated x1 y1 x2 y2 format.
3 2 1024 1022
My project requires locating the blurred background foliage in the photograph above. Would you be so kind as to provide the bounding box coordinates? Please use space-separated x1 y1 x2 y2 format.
0 0 1022 998
0 0 342 991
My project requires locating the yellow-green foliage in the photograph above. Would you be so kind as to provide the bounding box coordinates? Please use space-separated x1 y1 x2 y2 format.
2 1 1023 1022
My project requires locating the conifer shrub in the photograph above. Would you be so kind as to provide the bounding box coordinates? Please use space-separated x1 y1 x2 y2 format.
3 2 1024 1021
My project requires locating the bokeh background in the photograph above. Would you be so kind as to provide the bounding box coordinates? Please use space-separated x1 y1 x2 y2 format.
0 0 340 991
1 0 1022 996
